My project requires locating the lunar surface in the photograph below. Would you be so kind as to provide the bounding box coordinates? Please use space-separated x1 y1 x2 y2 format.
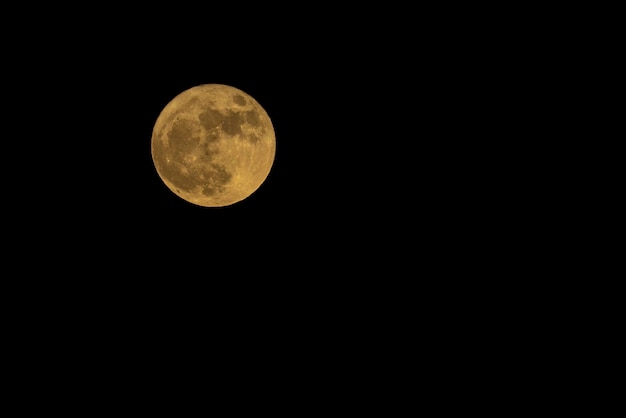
151 84 276 207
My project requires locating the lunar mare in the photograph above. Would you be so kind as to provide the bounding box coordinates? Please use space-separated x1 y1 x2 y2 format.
151 84 276 207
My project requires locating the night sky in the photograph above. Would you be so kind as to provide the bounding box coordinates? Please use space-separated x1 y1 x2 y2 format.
3 9 546 397
13 5 515 297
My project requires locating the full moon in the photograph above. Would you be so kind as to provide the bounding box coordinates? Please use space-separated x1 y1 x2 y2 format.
151 83 276 207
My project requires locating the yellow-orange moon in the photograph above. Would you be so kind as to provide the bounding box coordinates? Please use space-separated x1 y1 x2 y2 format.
151 84 276 207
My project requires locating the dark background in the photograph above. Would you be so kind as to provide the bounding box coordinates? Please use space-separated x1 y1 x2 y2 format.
5 6 484 320
4 4 562 282
2 5 578 406
7 5 549 288
18 8 435 266
8 5 563 319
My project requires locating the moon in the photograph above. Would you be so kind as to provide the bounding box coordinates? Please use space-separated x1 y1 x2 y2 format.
151 83 276 207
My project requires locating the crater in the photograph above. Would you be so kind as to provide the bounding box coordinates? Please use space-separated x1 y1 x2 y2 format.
201 163 232 196
185 96 201 109
243 110 261 127
198 133 220 161
202 130 220 147
199 109 222 131
233 94 246 106
172 170 198 191
169 131 201 161
169 119 195 146
157 157 196 193
246 133 261 143
221 111 243 136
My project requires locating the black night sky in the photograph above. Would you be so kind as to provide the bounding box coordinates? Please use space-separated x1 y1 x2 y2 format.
12 4 525 297
3 8 554 400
